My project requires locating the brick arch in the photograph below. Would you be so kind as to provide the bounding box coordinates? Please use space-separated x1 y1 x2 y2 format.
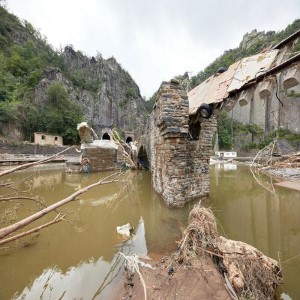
137 144 149 170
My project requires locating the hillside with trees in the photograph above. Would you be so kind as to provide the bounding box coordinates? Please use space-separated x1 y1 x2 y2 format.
145 19 300 117
0 4 149 144
189 19 300 89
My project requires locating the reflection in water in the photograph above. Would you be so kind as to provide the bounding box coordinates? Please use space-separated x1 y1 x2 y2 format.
210 164 300 299
0 165 299 299
15 218 148 300
0 168 192 299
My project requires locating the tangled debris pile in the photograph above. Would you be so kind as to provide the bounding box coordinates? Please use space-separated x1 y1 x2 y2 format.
272 152 300 168
171 204 282 300
250 140 300 181
118 203 282 299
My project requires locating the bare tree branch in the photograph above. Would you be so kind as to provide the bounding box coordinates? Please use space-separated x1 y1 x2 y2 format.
0 196 39 202
0 196 47 213
0 146 74 178
0 172 122 241
0 214 66 246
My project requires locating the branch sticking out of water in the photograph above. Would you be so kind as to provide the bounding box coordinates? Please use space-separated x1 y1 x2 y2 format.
0 172 122 244
119 252 156 300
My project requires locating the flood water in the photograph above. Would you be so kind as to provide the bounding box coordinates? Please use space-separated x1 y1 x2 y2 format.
210 164 300 300
0 164 299 299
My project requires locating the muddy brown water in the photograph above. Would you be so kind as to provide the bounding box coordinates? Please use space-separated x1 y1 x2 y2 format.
0 164 299 299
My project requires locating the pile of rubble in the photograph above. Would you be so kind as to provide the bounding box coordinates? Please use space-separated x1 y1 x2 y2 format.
251 139 300 181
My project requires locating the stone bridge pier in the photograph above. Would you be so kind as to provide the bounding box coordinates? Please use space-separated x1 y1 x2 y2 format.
139 80 217 207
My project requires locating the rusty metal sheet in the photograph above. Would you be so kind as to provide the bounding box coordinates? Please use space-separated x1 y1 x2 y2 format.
188 49 279 115
188 61 240 115
227 50 279 92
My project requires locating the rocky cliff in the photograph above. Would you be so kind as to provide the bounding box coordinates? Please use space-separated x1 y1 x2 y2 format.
35 46 148 138
0 5 149 142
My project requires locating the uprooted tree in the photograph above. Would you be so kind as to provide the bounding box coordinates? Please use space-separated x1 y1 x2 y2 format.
0 147 123 246
170 204 282 300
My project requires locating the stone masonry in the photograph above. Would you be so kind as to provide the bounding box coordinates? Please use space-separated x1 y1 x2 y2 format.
146 80 217 207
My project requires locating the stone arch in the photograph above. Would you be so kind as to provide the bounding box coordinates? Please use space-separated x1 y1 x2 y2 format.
137 145 149 170
102 133 111 140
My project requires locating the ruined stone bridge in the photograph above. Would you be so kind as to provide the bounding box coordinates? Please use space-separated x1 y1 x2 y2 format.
138 80 217 207
79 30 300 208
138 31 300 207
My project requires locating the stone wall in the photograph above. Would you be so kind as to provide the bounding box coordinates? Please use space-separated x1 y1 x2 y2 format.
81 147 118 172
0 141 78 155
149 80 217 207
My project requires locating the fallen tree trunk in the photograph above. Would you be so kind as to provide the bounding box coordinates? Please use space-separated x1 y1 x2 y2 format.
0 172 122 242
112 129 137 169
174 204 282 299
0 214 65 246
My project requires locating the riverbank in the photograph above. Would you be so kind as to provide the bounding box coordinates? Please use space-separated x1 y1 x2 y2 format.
260 152 300 181
116 204 281 300
117 253 232 299
0 141 79 155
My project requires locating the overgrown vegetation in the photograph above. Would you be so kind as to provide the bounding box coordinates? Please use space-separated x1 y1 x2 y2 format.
0 5 151 143
261 128 300 149
71 70 101 93
39 82 83 144
0 6 84 143
0 7 82 143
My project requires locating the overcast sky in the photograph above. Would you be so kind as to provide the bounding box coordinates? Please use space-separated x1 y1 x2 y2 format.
6 0 300 98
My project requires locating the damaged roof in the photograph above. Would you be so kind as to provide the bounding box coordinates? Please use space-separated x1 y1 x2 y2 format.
188 49 279 115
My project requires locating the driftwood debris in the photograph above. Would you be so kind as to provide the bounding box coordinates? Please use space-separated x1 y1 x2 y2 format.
251 139 300 182
251 138 300 169
112 129 138 169
271 151 300 168
174 204 282 300
120 253 155 300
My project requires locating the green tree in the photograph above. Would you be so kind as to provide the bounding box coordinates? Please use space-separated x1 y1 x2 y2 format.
16 101 40 141
47 82 68 106
37 82 83 144
217 112 237 150
0 101 18 122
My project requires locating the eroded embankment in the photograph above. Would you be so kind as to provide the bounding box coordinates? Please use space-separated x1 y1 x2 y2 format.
119 204 282 300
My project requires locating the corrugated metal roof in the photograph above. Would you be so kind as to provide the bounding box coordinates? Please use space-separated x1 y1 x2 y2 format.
188 49 279 115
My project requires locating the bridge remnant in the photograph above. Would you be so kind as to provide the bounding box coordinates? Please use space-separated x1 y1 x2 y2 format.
146 80 216 207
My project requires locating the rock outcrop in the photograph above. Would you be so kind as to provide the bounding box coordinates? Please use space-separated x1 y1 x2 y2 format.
239 29 275 50
34 46 148 139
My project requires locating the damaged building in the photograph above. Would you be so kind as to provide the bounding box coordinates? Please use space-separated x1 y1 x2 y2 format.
141 29 300 207
72 30 300 208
